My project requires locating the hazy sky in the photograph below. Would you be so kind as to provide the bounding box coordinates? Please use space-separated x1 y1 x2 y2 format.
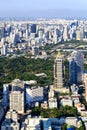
0 0 87 18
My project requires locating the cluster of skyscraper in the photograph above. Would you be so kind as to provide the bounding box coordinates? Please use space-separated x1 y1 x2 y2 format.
54 50 84 89
0 19 87 56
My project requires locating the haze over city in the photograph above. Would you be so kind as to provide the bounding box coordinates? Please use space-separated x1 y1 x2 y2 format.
0 0 87 18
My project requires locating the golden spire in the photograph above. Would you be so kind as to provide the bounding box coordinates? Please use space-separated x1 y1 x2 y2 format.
56 51 62 58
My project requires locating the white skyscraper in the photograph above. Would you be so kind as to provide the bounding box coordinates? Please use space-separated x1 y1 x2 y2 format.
1 43 8 55
54 52 64 88
63 25 68 41
10 91 25 114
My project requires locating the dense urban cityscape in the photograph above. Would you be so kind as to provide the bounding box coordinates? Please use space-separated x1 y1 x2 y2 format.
0 18 87 130
1 19 87 56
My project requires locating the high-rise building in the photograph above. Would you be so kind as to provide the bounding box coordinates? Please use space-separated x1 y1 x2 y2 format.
38 29 44 39
25 29 29 39
26 86 43 104
0 27 5 40
54 52 64 88
32 46 39 56
76 29 81 41
31 24 36 33
63 25 68 41
69 51 84 85
1 43 8 56
84 73 87 102
3 84 9 107
10 91 25 114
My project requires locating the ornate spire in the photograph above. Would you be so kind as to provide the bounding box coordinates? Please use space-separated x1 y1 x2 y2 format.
56 51 62 58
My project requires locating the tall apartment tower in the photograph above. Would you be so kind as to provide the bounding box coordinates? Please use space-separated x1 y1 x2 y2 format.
54 52 64 88
1 43 8 56
76 29 81 41
84 73 87 102
63 25 68 41
69 51 84 85
10 91 24 114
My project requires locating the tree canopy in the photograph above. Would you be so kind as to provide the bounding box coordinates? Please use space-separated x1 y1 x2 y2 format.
0 57 54 88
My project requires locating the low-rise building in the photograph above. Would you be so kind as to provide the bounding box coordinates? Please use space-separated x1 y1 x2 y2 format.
6 110 18 122
1 110 20 130
41 101 48 109
48 98 57 108
75 103 85 113
24 118 41 130
1 120 20 130
42 119 52 130
65 117 78 127
60 97 73 107
23 117 52 130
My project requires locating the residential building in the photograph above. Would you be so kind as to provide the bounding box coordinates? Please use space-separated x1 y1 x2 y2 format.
48 98 57 108
10 91 25 114
60 97 73 107
84 73 87 102
1 43 8 55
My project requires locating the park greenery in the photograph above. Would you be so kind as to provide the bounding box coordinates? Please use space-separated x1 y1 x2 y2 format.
31 106 79 118
0 57 54 88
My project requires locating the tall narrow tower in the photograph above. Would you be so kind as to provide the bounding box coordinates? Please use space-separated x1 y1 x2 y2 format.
63 25 68 41
84 74 87 102
54 52 64 88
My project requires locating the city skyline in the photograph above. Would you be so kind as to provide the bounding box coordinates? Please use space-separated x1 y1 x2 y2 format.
0 0 87 18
